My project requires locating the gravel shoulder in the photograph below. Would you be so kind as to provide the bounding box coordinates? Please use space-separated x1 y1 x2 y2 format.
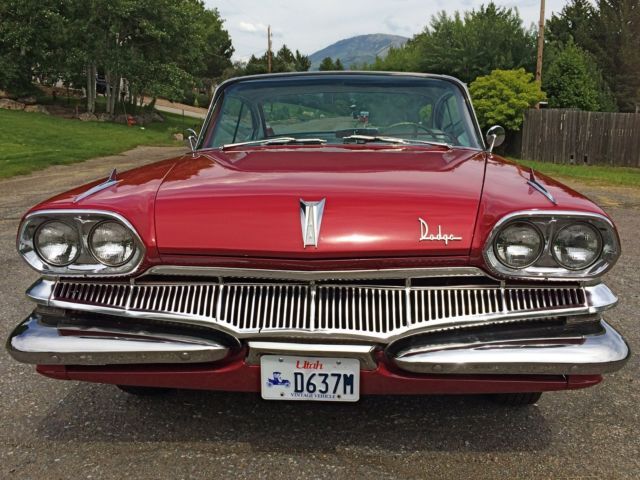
0 152 638 479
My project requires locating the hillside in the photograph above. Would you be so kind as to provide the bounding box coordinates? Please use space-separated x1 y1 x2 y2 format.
309 33 408 70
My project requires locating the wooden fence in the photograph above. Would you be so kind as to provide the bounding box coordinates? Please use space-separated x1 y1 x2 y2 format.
520 109 640 167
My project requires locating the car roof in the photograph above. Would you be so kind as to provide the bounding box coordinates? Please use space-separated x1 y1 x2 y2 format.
219 70 468 89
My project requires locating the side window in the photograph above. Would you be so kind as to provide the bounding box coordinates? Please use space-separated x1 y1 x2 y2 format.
211 97 257 146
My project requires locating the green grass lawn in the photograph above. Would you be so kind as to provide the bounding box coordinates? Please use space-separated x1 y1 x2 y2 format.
510 158 640 188
0 109 201 179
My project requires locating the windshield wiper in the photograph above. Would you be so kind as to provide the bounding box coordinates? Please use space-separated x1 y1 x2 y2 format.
221 137 327 150
342 134 451 149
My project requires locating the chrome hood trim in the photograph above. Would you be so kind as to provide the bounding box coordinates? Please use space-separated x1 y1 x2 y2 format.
143 266 488 281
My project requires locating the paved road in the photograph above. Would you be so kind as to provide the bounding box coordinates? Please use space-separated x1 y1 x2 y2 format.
0 150 638 479
146 97 208 120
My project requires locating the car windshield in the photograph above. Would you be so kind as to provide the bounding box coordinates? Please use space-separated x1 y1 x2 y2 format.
201 74 482 149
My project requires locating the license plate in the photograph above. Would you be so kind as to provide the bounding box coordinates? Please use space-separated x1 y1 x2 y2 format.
260 355 360 402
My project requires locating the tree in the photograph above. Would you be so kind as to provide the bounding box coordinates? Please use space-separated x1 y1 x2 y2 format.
543 40 615 111
469 68 545 131
546 0 598 49
242 45 310 75
547 0 640 112
0 0 234 112
369 2 536 83
0 0 68 93
294 50 311 72
334 59 345 71
189 7 234 92
274 45 296 72
319 57 336 71
592 0 640 112
244 54 269 75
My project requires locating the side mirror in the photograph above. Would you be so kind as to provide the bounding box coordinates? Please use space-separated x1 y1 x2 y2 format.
485 125 505 154
186 128 199 153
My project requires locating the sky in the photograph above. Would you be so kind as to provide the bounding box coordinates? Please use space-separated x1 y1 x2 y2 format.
204 0 569 61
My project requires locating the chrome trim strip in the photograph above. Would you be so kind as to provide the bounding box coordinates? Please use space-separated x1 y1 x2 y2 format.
246 341 377 370
26 278 55 305
392 320 629 375
585 283 619 311
26 278 618 344
143 266 488 281
7 316 230 365
74 169 119 203
527 169 557 205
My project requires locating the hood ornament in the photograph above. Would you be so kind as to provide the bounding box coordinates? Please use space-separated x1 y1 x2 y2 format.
300 198 326 248
419 217 462 245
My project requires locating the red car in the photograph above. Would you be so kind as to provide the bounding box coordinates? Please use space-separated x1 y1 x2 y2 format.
8 72 629 406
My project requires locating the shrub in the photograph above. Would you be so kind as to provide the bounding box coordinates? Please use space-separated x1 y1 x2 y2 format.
470 68 545 131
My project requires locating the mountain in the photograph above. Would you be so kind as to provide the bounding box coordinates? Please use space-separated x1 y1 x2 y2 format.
309 34 409 70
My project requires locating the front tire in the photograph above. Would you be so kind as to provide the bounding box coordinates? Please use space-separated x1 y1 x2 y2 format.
116 385 173 396
489 392 542 406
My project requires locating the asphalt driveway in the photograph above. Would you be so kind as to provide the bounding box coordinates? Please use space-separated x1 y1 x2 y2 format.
0 148 638 479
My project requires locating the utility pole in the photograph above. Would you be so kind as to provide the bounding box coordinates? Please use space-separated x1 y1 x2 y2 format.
535 0 545 84
267 25 272 73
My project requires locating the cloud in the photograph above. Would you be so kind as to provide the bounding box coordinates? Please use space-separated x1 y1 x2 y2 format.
383 17 413 36
238 21 268 33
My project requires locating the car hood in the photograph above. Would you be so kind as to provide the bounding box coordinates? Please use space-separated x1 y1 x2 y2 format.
155 145 487 259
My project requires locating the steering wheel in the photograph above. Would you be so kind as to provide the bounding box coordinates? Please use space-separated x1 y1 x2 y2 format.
439 117 464 136
381 121 457 144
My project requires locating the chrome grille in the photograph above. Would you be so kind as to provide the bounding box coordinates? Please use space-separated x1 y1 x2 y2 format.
51 279 589 342
219 284 310 332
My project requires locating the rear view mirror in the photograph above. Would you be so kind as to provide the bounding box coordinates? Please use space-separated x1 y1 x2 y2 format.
485 125 505 153
186 128 199 153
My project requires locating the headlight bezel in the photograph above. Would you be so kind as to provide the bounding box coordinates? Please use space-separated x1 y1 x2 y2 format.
18 210 145 276
483 210 620 280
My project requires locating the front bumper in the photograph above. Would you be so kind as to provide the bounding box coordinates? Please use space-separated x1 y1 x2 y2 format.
7 315 230 366
8 311 629 378
7 272 630 394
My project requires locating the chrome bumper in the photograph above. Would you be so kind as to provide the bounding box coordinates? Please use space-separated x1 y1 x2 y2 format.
391 320 629 375
7 313 629 376
7 315 230 365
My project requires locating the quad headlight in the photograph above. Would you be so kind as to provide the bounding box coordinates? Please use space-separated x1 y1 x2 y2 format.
494 222 543 268
18 211 144 275
34 220 81 266
552 223 602 270
484 211 620 280
89 221 136 266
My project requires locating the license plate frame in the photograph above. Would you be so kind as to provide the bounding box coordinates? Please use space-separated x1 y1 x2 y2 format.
260 355 360 402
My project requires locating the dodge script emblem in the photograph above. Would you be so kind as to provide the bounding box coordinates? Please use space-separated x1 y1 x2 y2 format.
300 198 326 248
419 217 462 245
